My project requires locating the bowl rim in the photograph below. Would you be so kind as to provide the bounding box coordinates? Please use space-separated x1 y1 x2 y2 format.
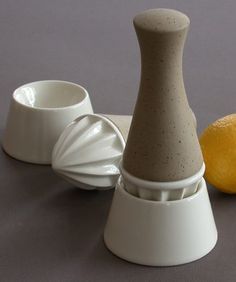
117 176 205 205
120 162 205 191
12 80 90 112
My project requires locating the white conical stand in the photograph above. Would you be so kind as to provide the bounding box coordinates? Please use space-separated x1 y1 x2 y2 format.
104 177 217 266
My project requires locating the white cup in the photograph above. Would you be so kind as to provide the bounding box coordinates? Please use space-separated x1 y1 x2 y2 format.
2 80 93 164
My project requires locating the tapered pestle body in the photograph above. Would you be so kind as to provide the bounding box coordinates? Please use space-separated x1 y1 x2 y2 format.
123 9 203 181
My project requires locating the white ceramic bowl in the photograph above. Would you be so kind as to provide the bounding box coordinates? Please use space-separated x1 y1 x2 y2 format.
2 80 93 164
104 177 217 266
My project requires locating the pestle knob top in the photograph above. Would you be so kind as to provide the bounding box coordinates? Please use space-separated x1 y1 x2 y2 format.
133 8 190 33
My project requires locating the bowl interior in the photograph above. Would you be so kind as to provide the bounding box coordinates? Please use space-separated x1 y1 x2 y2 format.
13 81 87 109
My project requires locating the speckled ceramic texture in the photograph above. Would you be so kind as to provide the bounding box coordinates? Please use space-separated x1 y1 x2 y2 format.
123 9 203 181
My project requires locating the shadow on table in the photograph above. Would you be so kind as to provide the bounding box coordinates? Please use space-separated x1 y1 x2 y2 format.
0 139 234 281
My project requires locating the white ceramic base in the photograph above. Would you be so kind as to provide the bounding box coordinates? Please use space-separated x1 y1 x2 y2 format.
104 177 217 266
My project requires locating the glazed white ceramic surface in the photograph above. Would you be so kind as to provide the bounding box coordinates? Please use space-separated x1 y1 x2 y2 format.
104 177 218 266
103 114 132 141
3 80 93 164
121 163 205 201
52 114 126 190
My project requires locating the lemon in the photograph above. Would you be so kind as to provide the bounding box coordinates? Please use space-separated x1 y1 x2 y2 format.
200 114 236 193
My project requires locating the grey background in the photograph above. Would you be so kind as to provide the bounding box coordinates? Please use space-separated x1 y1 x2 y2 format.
0 0 236 281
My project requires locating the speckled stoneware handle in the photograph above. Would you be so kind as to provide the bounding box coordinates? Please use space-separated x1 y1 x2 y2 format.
122 9 203 182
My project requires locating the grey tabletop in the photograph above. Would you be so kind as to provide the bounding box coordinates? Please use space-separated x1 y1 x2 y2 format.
0 0 236 281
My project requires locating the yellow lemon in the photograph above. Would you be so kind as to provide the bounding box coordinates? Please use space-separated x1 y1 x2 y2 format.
200 114 236 193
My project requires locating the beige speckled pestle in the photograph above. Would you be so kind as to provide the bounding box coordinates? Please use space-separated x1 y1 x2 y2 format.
122 9 203 182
